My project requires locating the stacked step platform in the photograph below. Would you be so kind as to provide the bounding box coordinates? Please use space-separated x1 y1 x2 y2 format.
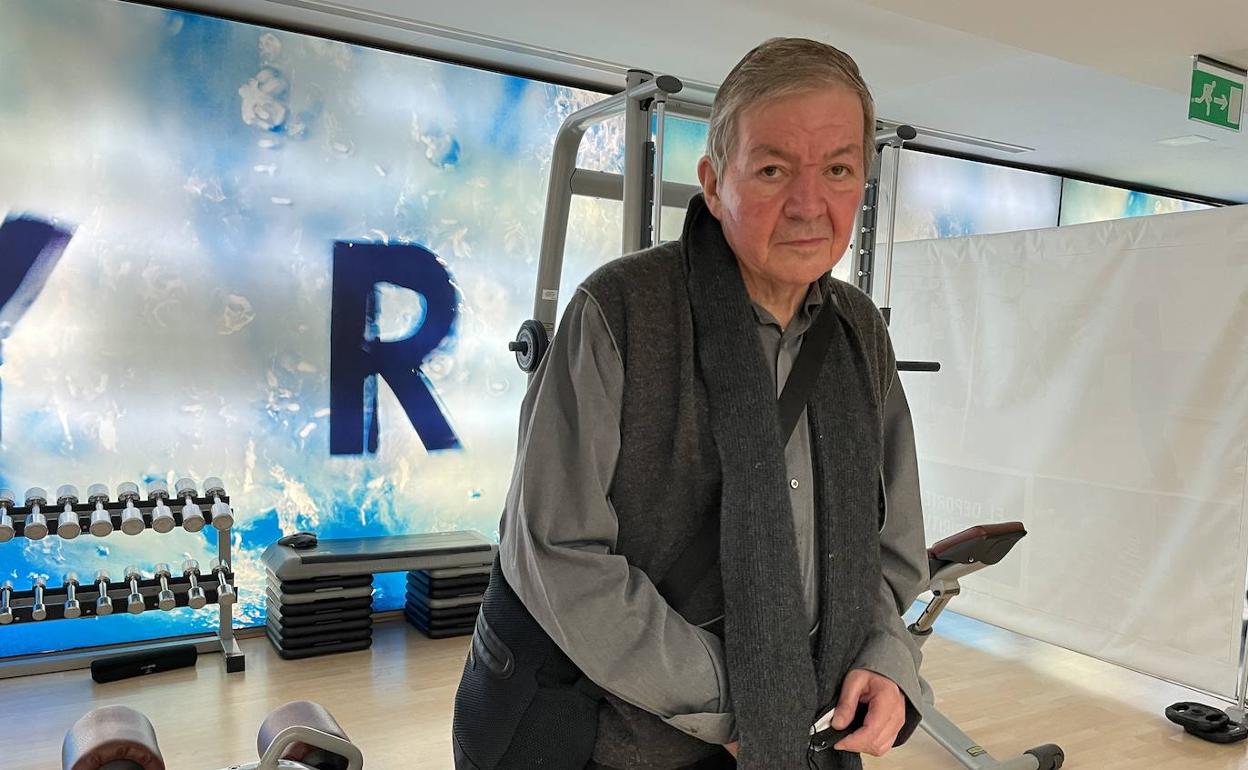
262 531 496 658
404 563 491 638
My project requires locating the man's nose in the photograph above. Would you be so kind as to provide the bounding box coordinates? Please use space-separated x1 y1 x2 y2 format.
782 168 825 221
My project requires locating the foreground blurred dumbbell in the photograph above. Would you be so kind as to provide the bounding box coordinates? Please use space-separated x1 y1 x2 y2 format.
202 477 234 531
153 563 176 611
146 480 176 533
257 700 365 770
63 572 82 619
0 489 15 543
125 566 145 614
23 487 48 540
32 576 47 621
183 560 207 609
61 705 165 770
212 558 234 602
86 484 114 537
174 478 205 533
61 701 365 770
56 485 81 540
94 570 113 616
117 482 145 536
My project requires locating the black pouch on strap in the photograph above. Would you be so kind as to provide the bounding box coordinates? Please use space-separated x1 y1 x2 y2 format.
452 556 604 769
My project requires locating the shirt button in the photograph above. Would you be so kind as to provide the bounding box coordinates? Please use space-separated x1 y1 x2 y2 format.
790 478 800 489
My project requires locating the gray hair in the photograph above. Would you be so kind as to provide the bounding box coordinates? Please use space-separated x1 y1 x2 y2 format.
706 38 876 177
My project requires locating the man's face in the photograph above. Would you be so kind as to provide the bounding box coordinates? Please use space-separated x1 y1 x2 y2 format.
698 87 866 292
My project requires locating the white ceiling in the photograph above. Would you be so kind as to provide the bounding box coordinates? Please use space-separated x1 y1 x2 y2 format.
171 0 1248 202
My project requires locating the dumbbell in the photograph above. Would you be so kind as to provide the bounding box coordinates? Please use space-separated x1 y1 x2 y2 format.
0 580 12 625
117 482 145 535
153 563 176 611
125 566 145 614
63 572 82 619
0 489 14 543
146 480 176 533
86 484 114 537
212 558 234 602
23 487 48 540
183 560 207 609
32 576 47 621
56 485 81 539
174 478 205 533
202 477 234 531
95 570 113 616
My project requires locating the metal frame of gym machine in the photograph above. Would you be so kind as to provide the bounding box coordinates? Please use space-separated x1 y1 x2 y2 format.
512 69 1057 770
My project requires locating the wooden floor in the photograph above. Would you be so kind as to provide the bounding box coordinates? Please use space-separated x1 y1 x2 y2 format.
3 611 1246 769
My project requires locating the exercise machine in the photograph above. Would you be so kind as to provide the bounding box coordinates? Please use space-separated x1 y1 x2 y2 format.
912 523 1065 769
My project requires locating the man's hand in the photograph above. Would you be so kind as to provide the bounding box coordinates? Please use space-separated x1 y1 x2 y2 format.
724 741 738 757
830 669 905 757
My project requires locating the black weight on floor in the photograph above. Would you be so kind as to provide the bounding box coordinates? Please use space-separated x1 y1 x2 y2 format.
1184 722 1248 744
1165 702 1230 732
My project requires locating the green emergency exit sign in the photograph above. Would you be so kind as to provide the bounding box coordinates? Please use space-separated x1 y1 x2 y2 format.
1189 56 1244 132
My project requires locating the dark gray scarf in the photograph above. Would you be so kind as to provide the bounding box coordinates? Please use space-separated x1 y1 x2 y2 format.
682 195 883 769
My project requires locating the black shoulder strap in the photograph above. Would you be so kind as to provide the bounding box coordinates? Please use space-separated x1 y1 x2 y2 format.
656 301 841 615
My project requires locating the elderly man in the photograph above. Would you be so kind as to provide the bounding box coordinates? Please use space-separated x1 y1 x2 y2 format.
453 37 928 770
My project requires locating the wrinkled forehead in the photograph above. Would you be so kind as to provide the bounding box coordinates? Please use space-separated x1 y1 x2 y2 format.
734 88 865 159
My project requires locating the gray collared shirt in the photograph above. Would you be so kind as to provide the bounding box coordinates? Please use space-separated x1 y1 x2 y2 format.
499 280 927 745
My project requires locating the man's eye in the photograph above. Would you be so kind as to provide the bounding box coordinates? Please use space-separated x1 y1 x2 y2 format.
760 165 782 178
828 165 851 177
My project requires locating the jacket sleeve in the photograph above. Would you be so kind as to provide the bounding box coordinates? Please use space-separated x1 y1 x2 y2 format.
849 370 929 746
498 287 736 745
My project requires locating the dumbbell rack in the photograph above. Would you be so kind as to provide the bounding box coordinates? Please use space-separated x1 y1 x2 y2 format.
0 483 245 679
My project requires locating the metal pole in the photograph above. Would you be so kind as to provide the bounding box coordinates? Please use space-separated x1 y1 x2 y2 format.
569 169 700 206
652 97 667 243
532 83 638 334
621 69 651 255
881 142 901 310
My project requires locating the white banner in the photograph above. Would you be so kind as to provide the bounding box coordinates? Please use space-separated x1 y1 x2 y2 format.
888 205 1248 698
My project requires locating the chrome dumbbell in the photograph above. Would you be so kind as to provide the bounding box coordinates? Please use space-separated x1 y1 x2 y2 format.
211 558 234 602
56 485 81 540
183 560 206 609
153 563 176 611
63 572 82 619
0 580 12 625
202 477 234 531
23 488 48 540
94 570 113 616
125 566 145 614
31 576 47 621
174 478 205 533
117 482 145 536
146 480 176 533
0 489 14 543
87 484 114 537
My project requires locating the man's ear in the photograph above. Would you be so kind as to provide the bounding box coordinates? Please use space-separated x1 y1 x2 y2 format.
697 155 724 219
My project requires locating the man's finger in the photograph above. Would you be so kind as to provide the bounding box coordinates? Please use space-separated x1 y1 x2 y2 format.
830 671 869 729
833 688 904 756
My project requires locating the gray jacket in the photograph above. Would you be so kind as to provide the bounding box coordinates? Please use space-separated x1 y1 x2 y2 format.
498 274 928 747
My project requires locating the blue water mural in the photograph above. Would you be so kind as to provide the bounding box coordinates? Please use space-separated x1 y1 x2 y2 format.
0 0 627 657
1059 178 1212 226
